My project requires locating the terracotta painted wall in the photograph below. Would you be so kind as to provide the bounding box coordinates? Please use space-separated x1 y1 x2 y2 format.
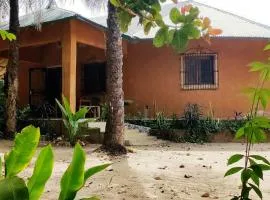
16 43 106 107
124 38 270 118
5 18 269 118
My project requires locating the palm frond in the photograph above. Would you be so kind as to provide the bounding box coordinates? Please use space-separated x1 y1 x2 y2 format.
0 0 9 22
85 0 107 10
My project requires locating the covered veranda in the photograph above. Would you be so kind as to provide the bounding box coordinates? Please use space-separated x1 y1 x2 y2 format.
0 18 127 116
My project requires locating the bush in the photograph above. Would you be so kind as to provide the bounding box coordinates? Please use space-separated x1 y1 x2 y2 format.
56 95 90 146
183 104 209 143
126 104 246 143
154 112 169 130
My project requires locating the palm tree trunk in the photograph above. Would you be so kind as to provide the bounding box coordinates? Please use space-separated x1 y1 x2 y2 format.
103 1 126 154
5 0 20 138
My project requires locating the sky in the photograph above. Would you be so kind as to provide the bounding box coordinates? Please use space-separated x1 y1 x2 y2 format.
59 0 270 26
197 0 270 26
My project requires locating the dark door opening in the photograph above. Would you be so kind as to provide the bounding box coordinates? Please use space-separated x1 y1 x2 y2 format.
29 67 62 117
29 68 47 107
83 62 106 95
46 67 62 105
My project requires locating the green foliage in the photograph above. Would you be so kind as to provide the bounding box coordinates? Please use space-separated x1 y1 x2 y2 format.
223 120 245 134
170 113 179 128
27 145 54 200
224 167 243 177
0 30 16 41
225 44 270 200
0 176 29 200
183 103 201 125
112 0 222 52
0 125 110 200
0 156 2 180
17 105 32 121
5 126 40 177
59 144 86 200
56 95 90 146
227 154 244 165
154 112 169 130
59 144 111 200
183 103 204 142
84 164 111 184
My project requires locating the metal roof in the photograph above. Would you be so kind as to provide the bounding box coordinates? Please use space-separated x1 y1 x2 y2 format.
1 0 270 40
0 8 76 30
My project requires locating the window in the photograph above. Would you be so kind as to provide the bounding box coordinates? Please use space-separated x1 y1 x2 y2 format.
181 53 218 90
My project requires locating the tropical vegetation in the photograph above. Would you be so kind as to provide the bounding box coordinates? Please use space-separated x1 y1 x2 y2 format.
0 125 110 200
225 44 270 200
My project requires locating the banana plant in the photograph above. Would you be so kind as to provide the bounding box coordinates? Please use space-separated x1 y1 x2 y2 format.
0 125 53 200
0 125 110 200
225 44 270 200
56 95 90 146
59 143 110 200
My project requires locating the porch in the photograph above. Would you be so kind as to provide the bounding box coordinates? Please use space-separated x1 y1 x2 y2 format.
0 19 127 116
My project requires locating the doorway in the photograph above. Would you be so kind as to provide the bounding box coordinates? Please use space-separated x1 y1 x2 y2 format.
46 67 62 105
29 66 62 112
83 62 106 95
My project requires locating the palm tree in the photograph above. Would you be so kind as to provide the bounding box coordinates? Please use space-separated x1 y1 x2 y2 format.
5 0 20 137
103 1 126 154
84 0 126 153
2 0 54 137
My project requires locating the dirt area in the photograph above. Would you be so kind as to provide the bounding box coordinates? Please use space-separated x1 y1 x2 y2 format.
1 130 270 200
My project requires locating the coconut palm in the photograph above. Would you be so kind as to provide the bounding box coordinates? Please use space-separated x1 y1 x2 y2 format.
83 0 126 153
4 0 20 137
103 1 126 153
2 0 55 138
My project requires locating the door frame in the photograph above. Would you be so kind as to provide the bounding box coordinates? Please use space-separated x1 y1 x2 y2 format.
29 65 62 108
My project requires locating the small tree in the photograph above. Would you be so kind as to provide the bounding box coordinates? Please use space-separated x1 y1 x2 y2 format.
225 44 270 200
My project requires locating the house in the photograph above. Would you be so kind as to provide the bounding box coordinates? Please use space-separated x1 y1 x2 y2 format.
0 0 269 119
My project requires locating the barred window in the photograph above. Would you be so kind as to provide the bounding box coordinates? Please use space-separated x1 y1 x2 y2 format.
181 53 218 90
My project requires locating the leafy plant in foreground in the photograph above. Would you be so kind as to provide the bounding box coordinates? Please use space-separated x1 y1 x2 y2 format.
0 125 110 200
225 44 270 200
56 95 90 146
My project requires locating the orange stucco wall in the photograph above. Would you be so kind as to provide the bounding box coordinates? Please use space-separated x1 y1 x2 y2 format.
1 18 269 118
124 38 270 118
0 19 108 109
16 43 106 107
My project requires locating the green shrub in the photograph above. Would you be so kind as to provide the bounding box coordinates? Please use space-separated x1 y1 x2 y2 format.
56 95 90 146
222 120 246 134
0 125 110 200
183 104 207 143
154 112 170 130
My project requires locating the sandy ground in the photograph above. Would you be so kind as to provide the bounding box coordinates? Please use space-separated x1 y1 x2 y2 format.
1 129 270 200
